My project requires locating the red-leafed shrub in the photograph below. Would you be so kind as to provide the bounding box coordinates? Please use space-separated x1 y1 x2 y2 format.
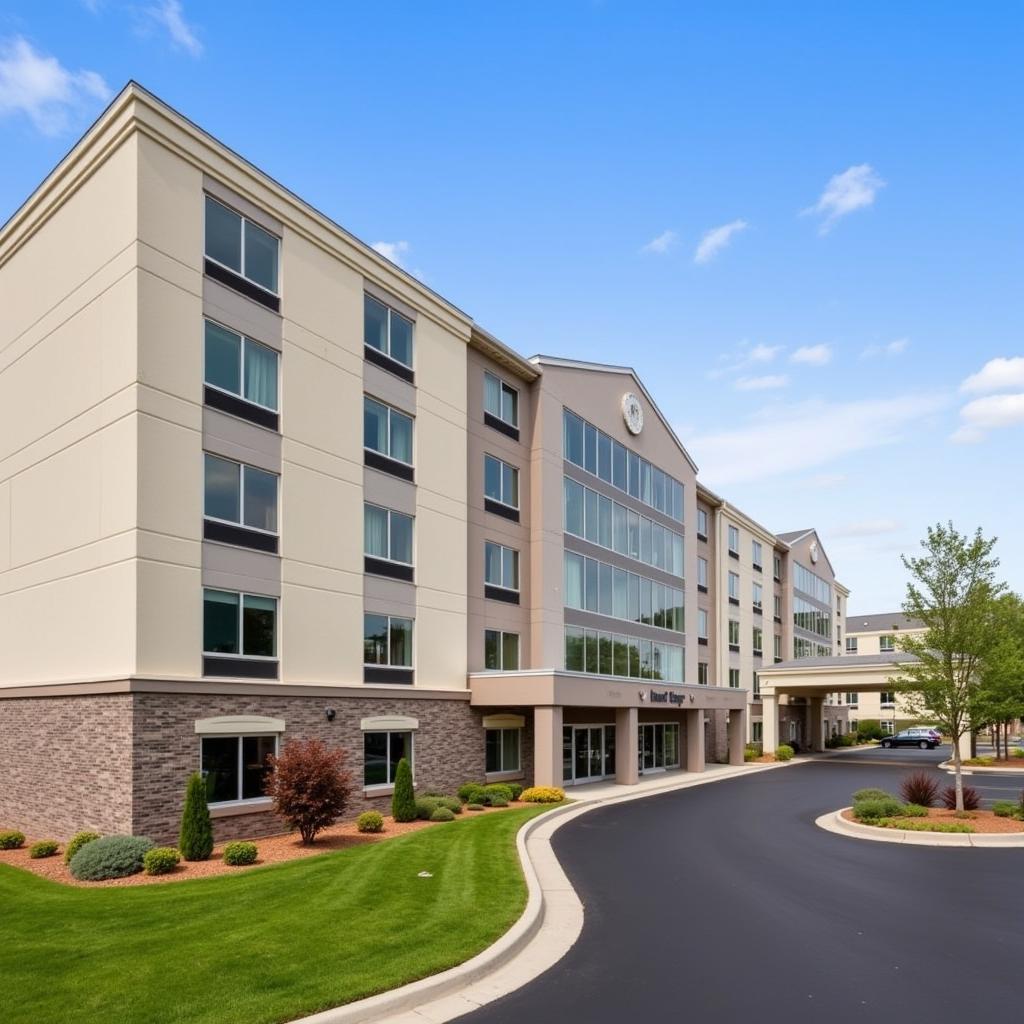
899 771 941 808
265 740 352 844
940 784 980 810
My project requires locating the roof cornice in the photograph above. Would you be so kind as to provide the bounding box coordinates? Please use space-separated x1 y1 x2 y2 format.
469 325 540 382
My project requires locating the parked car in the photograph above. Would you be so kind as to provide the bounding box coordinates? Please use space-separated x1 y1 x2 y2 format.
905 727 943 743
880 729 940 750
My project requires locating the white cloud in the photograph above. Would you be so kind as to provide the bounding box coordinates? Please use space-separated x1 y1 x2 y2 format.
950 393 1024 443
145 1 203 57
686 393 947 485
694 219 748 264
862 338 909 358
790 344 832 366
371 240 410 267
831 519 903 539
960 356 1024 395
735 374 788 392
0 36 110 136
803 164 884 234
641 229 677 255
707 340 782 380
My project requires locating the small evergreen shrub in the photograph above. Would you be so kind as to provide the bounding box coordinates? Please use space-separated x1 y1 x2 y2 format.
64 831 101 864
899 803 928 818
29 840 59 859
179 772 214 861
483 783 514 803
466 803 485 811
69 835 154 881
415 796 443 820
520 786 565 803
507 783 524 800
744 743 761 762
356 811 385 833
430 807 456 822
0 830 26 850
853 788 894 803
940 784 980 810
223 841 258 866
391 757 417 823
458 782 487 804
143 847 181 875
899 771 940 807
266 740 353 844
853 797 904 821
879 818 974 834
992 801 1017 818
489 796 509 808
775 744 794 762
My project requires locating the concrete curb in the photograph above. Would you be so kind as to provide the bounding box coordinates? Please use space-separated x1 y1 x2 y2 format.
292 762 786 1024
937 760 1024 775
815 808 1024 848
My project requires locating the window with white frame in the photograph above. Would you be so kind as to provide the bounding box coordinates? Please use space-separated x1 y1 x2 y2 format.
203 589 277 659
846 636 858 653
752 626 763 655
880 720 895 735
485 728 521 773
774 634 782 659
364 504 413 565
728 619 740 646
484 372 519 429
753 672 760 697
773 553 782 579
485 542 520 592
364 730 412 787
698 556 708 588
729 668 740 688
204 454 278 534
698 608 709 639
697 508 708 538
845 692 858 705
728 525 740 555
752 540 763 570
752 581 763 611
205 195 279 295
728 571 740 600
364 294 413 369
484 629 520 671
698 662 709 685
364 396 413 465
363 614 413 670
201 734 277 804
204 320 279 412
879 634 896 652
880 691 896 706
774 594 782 618
485 455 520 510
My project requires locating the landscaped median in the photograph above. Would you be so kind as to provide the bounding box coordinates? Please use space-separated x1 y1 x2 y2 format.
0 803 562 1024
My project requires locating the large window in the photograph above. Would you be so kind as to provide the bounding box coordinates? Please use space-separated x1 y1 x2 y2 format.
485 455 520 510
486 728 521 773
364 730 412 787
364 397 413 465
564 626 684 682
484 372 519 429
562 408 684 522
364 294 413 370
728 619 740 647
485 542 520 593
728 525 740 556
794 562 832 604
794 597 832 639
205 195 279 295
204 320 279 413
203 589 277 658
363 614 413 669
484 629 520 671
563 552 683 631
752 626 763 655
204 454 278 534
752 540 763 570
364 504 413 565
201 734 277 804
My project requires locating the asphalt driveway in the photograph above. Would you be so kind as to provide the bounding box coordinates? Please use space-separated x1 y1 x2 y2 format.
463 757 1024 1024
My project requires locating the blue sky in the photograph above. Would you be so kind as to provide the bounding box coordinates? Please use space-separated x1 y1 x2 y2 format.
1 2 1021 612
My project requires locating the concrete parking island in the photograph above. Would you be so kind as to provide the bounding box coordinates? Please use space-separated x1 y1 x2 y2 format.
816 808 1024 848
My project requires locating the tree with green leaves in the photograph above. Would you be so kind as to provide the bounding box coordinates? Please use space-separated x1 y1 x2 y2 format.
890 522 1004 811
973 593 1024 759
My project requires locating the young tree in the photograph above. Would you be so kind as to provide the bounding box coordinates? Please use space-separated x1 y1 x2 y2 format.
265 739 352 844
974 594 1024 759
391 757 416 822
179 771 215 861
891 523 1004 810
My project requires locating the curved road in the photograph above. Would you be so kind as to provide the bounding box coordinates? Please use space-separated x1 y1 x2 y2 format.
464 749 1024 1024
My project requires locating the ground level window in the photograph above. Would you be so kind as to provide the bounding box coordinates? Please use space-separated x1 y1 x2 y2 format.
364 731 413 786
485 728 521 773
751 721 763 742
881 720 895 735
201 735 277 804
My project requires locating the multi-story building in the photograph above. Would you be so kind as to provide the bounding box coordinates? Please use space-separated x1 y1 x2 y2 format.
0 84 844 844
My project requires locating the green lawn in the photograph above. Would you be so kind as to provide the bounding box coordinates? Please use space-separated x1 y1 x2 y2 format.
3 806 555 1024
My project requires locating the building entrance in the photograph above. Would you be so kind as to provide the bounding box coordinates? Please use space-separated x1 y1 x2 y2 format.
638 722 680 774
562 725 616 785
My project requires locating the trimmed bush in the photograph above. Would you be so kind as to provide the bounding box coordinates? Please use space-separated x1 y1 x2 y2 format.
29 840 59 859
853 788 894 803
992 801 1017 818
223 841 258 866
64 831 101 864
878 818 974 834
266 739 353 845
941 784 980 810
415 796 443 820
143 847 181 875
466 803 485 811
69 835 154 881
899 803 928 818
179 772 214 861
520 786 565 803
506 783 524 801
775 744 794 762
899 771 941 808
489 796 509 808
483 783 514 803
744 743 762 762
853 797 904 821
356 811 385 833
458 782 487 804
430 807 456 822
0 830 26 850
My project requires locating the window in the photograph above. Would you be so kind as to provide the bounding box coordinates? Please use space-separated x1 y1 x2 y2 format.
880 691 896 706
753 672 760 698
565 627 683 682
753 582 763 612
364 294 413 370
752 540 763 570
698 556 708 588
364 730 412 787
697 508 708 539
204 320 279 413
774 634 782 659
728 525 739 556
485 542 520 592
845 692 858 705
486 728 521 773
880 720 895 735
697 662 709 685
203 589 277 658
364 397 413 465
484 630 520 671
728 620 740 647
565 553 683 632
774 594 782 619
728 668 740 688
201 734 277 804
752 721 763 742
485 455 520 510
484 372 519 429
794 562 832 605
364 504 413 565
752 626 763 656
879 635 895 652
773 553 782 580
204 195 279 295
728 572 740 601
363 614 413 670
846 636 858 653
698 608 708 639
204 454 278 534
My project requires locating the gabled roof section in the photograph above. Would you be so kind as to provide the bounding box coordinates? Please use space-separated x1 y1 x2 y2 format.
846 612 924 634
777 529 813 544
778 527 839 581
528 355 698 473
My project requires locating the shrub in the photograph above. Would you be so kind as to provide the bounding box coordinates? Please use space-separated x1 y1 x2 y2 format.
520 786 565 803
64 831 101 864
430 807 456 822
853 788 894 803
466 803 485 811
69 835 154 881
878 819 974 834
775 744 794 762
266 739 353 844
506 783 524 800
29 840 59 859
489 796 509 808
390 757 417 823
144 847 181 875
415 796 443 820
483 783 514 803
1013 748 1024 759
179 772 214 861
356 811 385 833
458 782 487 804
0 830 26 850
223 841 258 866
992 801 1017 818
899 771 941 807
853 797 904 821
899 803 929 818
940 784 980 811
744 742 762 762
857 720 884 742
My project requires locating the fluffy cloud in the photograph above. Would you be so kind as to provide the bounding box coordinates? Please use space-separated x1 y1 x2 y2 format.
803 164 884 234
950 393 1024 443
862 338 909 358
708 340 782 380
145 1 203 57
0 36 110 136
694 219 748 264
960 356 1024 395
371 240 411 267
790 344 832 366
641 229 677 255
735 374 788 392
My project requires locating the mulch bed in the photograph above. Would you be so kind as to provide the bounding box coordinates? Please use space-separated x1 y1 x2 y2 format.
0 805 517 888
840 807 1024 834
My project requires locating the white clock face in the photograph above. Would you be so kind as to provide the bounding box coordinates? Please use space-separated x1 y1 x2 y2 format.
622 393 644 435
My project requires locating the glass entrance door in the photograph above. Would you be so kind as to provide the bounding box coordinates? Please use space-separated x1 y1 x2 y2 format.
562 725 616 785
638 723 681 775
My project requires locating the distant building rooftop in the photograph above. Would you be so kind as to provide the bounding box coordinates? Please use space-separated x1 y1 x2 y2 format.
846 613 924 634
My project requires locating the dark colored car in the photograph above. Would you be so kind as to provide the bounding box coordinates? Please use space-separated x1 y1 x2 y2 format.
880 729 940 750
